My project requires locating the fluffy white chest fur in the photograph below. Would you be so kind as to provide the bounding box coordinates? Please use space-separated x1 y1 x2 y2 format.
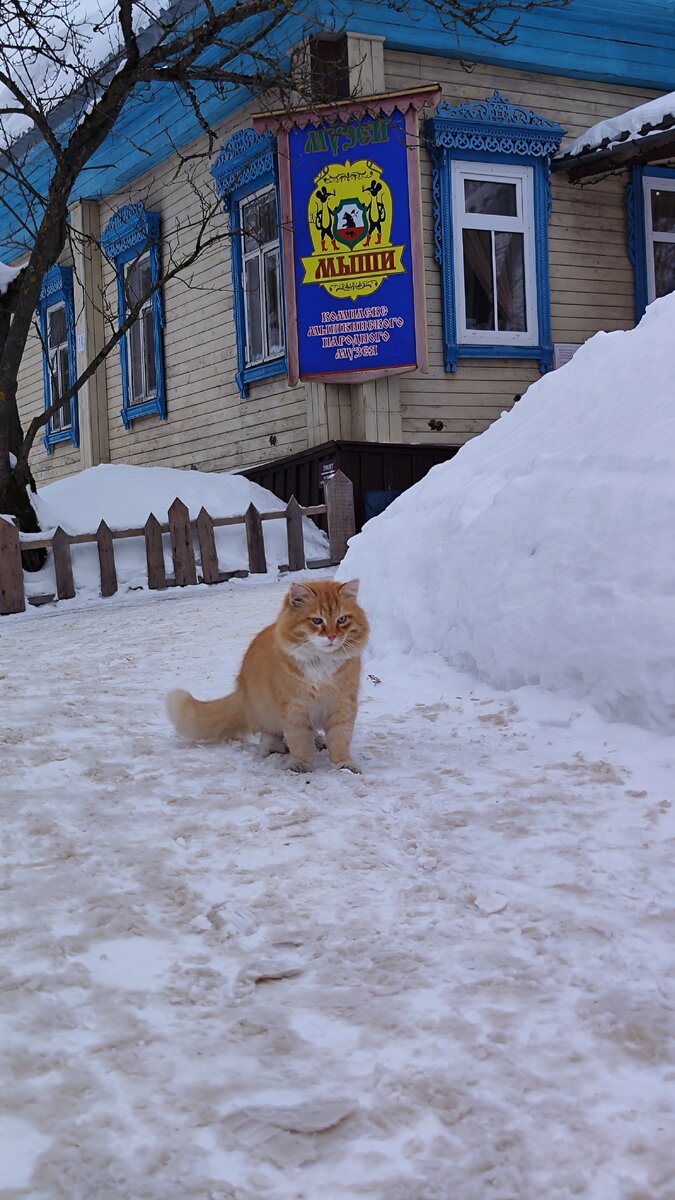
290 644 354 686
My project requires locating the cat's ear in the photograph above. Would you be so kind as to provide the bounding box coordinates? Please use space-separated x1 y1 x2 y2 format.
289 582 313 608
339 578 360 598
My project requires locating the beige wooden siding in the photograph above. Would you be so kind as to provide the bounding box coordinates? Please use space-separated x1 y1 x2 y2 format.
99 105 308 476
384 51 658 442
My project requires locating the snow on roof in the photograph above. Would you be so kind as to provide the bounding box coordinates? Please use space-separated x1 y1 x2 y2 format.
339 292 675 736
560 90 675 160
0 261 21 293
0 0 174 150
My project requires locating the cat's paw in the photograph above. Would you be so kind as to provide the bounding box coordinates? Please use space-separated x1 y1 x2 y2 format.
260 733 287 758
334 759 362 774
287 757 314 774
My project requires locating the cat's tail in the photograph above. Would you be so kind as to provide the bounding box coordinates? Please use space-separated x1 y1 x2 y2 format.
166 688 249 742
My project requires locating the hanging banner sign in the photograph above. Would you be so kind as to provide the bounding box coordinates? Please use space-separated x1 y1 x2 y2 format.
289 110 416 379
254 89 440 385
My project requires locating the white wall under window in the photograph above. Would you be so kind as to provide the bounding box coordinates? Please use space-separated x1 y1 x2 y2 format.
643 175 675 303
451 160 538 347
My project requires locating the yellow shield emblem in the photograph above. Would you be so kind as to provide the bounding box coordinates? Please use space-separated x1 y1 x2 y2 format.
302 159 405 299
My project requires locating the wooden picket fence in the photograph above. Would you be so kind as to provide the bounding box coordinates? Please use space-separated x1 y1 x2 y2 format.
0 469 355 616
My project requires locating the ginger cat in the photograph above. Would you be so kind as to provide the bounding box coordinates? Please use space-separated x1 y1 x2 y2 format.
166 578 369 773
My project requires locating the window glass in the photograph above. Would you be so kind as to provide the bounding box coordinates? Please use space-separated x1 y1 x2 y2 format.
495 231 526 332
453 162 536 346
242 196 261 253
143 307 157 396
51 345 72 431
464 178 518 217
259 191 278 243
127 256 152 309
651 188 675 233
48 305 67 347
463 229 493 330
244 255 263 362
47 303 71 431
129 319 144 401
125 254 156 403
654 242 675 299
264 248 283 354
240 187 284 367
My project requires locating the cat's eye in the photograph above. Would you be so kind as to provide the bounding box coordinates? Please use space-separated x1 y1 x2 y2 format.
336 615 349 625
311 617 324 625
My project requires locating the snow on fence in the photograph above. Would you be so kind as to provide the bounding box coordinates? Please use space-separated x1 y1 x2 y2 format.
0 470 355 616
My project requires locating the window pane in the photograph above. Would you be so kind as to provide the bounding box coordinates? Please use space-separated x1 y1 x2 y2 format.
264 248 283 354
143 308 157 396
242 197 261 253
127 260 142 308
57 346 71 428
495 231 527 332
129 319 144 401
464 178 517 217
259 192 278 243
127 256 152 309
140 256 152 298
651 188 675 233
48 305 67 347
57 344 70 398
244 256 263 362
654 241 675 298
51 354 64 430
463 228 494 330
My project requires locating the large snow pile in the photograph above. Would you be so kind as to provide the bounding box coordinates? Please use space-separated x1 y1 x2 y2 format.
339 294 675 734
26 463 327 600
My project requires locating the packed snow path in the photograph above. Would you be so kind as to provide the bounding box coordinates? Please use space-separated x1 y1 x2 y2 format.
2 576 674 1200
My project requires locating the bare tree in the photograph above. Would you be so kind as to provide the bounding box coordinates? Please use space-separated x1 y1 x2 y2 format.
0 0 569 556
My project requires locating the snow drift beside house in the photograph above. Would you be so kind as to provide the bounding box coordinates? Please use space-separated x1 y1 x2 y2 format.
339 293 675 734
27 463 327 599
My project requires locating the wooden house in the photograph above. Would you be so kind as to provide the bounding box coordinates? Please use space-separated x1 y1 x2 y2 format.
5 0 675 525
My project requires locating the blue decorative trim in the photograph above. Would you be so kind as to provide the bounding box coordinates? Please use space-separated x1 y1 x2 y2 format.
101 202 167 428
426 92 564 374
627 164 675 322
39 265 79 454
211 128 276 201
428 91 564 159
211 129 286 399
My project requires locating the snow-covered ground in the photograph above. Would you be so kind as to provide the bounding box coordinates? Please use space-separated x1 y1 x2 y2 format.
2 573 674 1200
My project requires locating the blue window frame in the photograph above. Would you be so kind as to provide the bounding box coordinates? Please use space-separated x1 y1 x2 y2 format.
426 91 564 374
101 202 167 428
628 165 675 322
211 129 286 398
39 265 79 454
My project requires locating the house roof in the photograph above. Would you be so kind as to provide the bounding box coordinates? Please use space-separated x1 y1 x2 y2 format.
4 0 675 256
554 90 675 180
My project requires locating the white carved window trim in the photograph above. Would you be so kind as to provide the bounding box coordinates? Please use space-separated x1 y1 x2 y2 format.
239 184 285 367
643 173 675 304
451 160 538 348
